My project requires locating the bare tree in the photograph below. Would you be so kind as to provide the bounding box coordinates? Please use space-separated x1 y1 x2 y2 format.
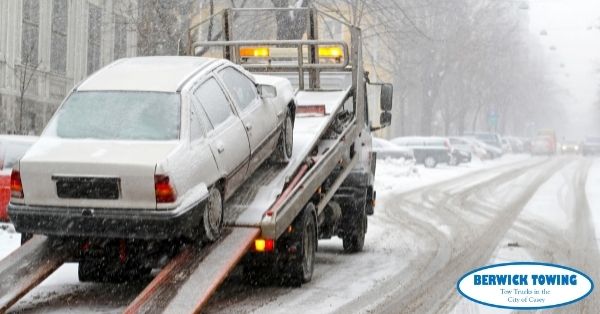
17 41 41 134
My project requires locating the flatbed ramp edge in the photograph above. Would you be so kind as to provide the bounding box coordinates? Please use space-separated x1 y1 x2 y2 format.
0 235 70 313
124 227 259 314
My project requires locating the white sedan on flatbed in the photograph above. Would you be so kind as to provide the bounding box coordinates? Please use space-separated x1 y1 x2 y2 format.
9 56 295 242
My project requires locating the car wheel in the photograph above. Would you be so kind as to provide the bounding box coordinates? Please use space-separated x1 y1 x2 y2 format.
273 110 293 163
424 156 437 168
448 156 459 166
20 233 33 245
201 187 223 243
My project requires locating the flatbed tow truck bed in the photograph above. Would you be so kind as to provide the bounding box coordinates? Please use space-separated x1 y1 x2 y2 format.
0 8 394 313
0 88 358 313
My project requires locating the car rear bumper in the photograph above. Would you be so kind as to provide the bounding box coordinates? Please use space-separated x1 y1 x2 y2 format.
8 197 207 240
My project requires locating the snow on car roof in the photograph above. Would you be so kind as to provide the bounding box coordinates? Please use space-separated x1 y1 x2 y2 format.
77 57 217 92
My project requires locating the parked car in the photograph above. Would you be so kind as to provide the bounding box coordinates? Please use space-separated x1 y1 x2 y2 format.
464 132 503 151
559 140 581 154
531 136 555 155
582 137 600 156
463 135 503 159
8 56 295 243
507 137 525 153
501 137 512 153
449 137 487 159
372 137 414 161
0 135 38 222
392 137 451 168
448 144 471 166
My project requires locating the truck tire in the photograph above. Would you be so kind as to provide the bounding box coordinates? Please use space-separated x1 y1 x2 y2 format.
201 187 223 243
424 156 437 168
281 203 316 286
342 206 367 253
272 110 294 163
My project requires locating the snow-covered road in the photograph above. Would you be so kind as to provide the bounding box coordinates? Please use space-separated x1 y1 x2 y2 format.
2 155 599 313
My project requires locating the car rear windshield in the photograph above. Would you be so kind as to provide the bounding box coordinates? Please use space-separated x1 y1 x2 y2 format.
45 91 180 140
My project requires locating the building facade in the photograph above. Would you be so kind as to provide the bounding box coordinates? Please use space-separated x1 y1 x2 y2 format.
0 0 137 134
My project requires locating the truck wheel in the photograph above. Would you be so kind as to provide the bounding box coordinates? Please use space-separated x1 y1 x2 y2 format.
273 110 293 163
201 187 223 243
342 206 367 253
282 203 316 286
424 156 437 168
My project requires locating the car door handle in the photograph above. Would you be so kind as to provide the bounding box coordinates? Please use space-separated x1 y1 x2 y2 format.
245 124 253 131
216 142 225 153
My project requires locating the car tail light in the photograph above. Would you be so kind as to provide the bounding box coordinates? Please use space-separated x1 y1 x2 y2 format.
253 238 275 252
11 169 23 198
154 175 176 203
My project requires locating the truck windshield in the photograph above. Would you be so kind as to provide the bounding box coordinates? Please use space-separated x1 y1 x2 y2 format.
45 91 180 140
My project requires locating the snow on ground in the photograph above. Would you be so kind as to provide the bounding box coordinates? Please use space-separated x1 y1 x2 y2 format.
0 223 19 260
586 159 600 253
0 154 530 313
450 157 600 314
375 154 530 198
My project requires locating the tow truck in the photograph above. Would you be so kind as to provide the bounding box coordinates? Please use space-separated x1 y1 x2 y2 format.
0 8 392 313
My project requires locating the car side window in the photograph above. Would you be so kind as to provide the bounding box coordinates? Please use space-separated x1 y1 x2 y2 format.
218 67 258 111
193 78 234 128
190 97 209 140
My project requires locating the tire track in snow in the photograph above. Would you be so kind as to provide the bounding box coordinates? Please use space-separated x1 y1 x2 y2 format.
332 158 567 314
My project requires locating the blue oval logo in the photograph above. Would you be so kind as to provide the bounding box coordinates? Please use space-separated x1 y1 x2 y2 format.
457 262 593 310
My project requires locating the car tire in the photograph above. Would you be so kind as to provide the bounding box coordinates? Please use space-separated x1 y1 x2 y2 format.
273 110 294 163
424 156 437 168
20 233 33 245
448 156 459 166
281 203 316 286
201 187 223 243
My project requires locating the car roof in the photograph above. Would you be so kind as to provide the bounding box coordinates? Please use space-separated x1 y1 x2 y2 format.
77 57 221 93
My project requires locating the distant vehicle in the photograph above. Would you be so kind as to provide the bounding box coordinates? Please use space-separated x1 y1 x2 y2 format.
372 138 414 161
449 137 488 159
462 135 503 159
582 137 600 156
464 132 503 151
537 129 557 153
392 137 451 168
559 141 581 154
450 148 472 166
506 137 525 153
0 135 38 222
9 57 296 245
501 138 512 153
531 136 555 155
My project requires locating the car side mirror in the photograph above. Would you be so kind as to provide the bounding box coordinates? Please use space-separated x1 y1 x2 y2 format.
380 83 393 111
258 84 277 98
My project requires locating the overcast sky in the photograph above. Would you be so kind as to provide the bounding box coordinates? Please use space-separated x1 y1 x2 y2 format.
528 0 600 138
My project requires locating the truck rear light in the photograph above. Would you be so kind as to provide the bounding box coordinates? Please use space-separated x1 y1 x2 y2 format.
155 175 176 203
10 169 23 199
253 238 275 252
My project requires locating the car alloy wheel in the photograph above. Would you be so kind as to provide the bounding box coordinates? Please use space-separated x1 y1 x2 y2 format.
424 156 437 168
202 188 223 242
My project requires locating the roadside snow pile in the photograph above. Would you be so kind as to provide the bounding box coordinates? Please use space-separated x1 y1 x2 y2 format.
374 158 418 195
0 223 19 260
